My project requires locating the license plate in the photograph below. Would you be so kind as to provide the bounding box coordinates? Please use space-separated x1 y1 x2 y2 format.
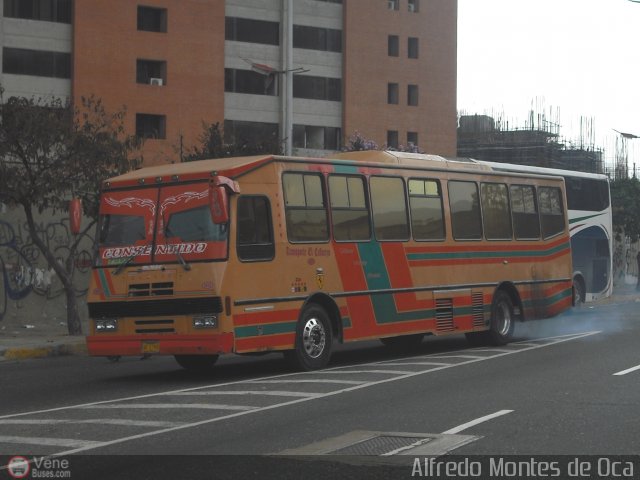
142 341 160 354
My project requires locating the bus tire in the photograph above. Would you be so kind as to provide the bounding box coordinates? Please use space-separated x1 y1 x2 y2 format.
284 304 333 371
380 334 424 351
174 354 219 372
487 291 515 345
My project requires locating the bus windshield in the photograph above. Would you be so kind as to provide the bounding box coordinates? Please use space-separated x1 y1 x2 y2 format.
95 184 228 267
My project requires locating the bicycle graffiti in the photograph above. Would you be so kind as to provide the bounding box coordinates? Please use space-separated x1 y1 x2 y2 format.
0 217 94 322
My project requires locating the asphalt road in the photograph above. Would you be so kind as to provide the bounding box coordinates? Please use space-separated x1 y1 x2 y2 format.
1 300 639 479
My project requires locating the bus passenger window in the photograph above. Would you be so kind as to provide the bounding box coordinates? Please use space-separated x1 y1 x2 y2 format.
237 196 274 261
409 179 445 241
510 185 540 240
449 181 482 240
481 183 512 240
538 187 565 239
329 175 371 241
370 177 409 241
283 173 329 243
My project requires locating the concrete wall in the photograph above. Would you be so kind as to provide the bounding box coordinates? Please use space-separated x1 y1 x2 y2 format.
0 204 94 331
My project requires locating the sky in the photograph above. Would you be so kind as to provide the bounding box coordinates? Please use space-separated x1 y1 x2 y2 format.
457 0 640 175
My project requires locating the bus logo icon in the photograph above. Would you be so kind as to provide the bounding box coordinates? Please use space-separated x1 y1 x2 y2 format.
7 456 30 479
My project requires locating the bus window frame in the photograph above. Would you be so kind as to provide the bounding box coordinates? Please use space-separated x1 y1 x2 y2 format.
282 171 330 244
509 183 542 241
236 194 276 263
408 177 446 242
448 179 483 242
328 173 372 243
480 181 514 241
369 174 411 242
538 185 566 240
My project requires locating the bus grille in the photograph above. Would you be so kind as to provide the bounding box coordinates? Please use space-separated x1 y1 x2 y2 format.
472 292 485 327
134 319 175 334
129 282 174 297
88 297 223 318
435 298 454 332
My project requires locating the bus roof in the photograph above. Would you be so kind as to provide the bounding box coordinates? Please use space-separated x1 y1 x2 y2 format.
473 160 610 181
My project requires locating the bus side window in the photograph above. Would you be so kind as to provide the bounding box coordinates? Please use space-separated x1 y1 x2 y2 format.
370 176 410 241
538 187 565 239
510 185 540 240
408 178 445 241
480 182 512 240
328 175 371 241
237 196 275 261
283 173 329 243
448 180 482 240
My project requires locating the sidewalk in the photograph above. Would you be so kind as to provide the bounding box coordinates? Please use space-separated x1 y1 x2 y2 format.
1 282 639 362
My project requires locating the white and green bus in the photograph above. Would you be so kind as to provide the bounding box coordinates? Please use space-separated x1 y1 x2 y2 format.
476 161 612 305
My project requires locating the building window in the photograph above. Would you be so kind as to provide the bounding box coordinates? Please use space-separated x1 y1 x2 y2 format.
387 130 399 149
3 0 71 23
407 131 418 146
408 84 419 106
136 114 166 139
408 37 419 59
293 75 341 101
224 120 279 146
283 173 329 243
136 60 167 85
388 0 400 11
137 6 167 33
225 68 277 96
293 125 341 150
388 83 399 105
408 0 419 13
329 175 371 242
237 196 275 262
2 47 70 78
388 35 399 57
293 25 342 53
225 17 280 46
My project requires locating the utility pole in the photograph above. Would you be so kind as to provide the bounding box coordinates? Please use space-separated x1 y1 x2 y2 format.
281 0 293 156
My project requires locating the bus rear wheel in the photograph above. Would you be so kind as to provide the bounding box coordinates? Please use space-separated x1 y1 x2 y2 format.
174 354 219 372
487 291 515 345
573 277 585 308
284 304 333 371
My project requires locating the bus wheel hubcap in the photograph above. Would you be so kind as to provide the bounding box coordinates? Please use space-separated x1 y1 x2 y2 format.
496 303 511 337
302 317 326 359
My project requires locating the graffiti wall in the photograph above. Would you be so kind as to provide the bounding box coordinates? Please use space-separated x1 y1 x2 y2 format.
0 203 94 329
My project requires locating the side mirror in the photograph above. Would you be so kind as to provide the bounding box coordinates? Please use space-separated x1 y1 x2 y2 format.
69 198 82 235
209 184 229 224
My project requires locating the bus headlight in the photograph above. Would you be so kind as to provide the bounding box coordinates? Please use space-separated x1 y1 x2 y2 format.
193 314 218 329
95 318 118 332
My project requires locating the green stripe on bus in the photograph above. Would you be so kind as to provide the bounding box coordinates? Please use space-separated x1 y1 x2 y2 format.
235 321 297 338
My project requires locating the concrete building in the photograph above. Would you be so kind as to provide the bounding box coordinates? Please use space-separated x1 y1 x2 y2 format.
1 0 457 165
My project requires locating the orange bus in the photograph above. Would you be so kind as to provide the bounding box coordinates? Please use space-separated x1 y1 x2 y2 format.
86 151 574 371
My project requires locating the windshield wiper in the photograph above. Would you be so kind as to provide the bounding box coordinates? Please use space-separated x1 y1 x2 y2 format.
164 225 192 271
114 254 135 275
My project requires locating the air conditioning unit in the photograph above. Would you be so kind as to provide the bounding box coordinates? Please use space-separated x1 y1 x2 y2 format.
149 78 163 86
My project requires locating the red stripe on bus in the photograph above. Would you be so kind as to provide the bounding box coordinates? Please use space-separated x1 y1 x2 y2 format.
235 333 296 352
233 309 300 326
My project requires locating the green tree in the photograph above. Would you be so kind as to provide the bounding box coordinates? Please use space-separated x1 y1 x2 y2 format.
184 121 283 161
0 92 141 335
610 177 640 241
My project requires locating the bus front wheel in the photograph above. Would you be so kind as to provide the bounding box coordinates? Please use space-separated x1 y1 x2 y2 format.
174 354 219 372
284 304 333 371
487 291 515 345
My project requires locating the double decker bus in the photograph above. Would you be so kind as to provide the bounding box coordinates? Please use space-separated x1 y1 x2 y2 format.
86 151 573 371
477 161 612 305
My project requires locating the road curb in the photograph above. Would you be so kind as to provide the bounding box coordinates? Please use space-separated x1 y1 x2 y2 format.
0 341 87 361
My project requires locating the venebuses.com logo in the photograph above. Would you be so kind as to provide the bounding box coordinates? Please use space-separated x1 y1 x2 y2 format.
5 456 71 479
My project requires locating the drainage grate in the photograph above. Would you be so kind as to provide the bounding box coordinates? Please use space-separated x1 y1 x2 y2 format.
328 435 431 456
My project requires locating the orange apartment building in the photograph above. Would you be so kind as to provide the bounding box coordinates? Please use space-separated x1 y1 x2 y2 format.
1 0 457 165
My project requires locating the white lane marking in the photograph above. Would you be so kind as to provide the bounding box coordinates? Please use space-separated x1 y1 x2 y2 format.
613 364 640 376
0 435 102 448
375 362 453 367
382 438 433 456
429 355 486 360
248 379 365 385
167 390 321 398
44 331 599 458
308 369 416 375
0 419 185 428
442 410 514 435
81 403 256 411
469 349 515 354
511 342 541 347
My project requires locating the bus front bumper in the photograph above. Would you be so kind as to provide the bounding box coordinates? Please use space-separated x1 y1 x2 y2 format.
86 333 234 357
